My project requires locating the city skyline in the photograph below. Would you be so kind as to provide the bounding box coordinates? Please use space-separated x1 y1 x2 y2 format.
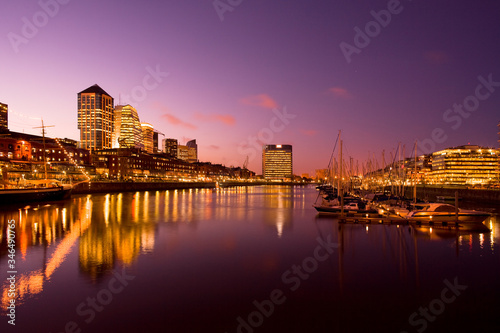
2 0 500 174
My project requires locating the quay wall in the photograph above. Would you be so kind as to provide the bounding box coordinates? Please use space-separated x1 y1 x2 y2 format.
219 181 300 187
405 185 500 204
72 181 310 194
72 181 216 194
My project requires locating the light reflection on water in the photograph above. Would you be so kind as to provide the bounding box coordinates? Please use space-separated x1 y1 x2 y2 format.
0 186 499 332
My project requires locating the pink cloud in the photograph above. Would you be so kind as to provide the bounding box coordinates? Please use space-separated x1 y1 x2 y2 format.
195 113 236 126
161 114 197 130
152 102 197 130
329 87 352 99
240 94 278 109
208 145 220 150
424 50 450 64
300 129 317 136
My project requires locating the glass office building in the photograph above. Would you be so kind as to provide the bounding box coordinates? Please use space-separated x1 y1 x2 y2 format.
262 144 293 180
77 84 114 151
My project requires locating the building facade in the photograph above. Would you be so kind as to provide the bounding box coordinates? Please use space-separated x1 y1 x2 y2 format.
0 102 7 132
153 131 163 153
93 148 197 178
262 144 293 180
177 145 190 162
77 84 114 151
430 145 500 185
113 105 143 149
164 138 178 158
141 123 154 154
186 139 198 162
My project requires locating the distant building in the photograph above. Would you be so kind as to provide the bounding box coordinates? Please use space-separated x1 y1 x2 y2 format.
93 148 197 178
498 122 500 148
0 102 7 132
141 122 154 154
177 144 197 163
0 137 30 160
177 145 189 161
77 84 114 151
315 169 329 182
262 144 293 180
430 145 500 185
0 133 90 165
163 138 178 158
113 105 143 149
186 139 198 162
153 131 160 153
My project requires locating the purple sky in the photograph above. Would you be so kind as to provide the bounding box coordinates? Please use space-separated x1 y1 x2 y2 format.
2 0 500 175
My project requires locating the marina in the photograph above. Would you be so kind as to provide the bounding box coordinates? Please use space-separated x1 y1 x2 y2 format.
1 185 498 332
1 1 500 332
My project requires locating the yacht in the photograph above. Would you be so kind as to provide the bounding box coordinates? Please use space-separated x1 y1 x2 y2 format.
406 203 490 224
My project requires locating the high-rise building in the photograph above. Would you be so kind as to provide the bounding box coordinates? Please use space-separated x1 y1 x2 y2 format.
177 145 197 163
430 145 500 185
141 122 154 154
77 84 114 151
0 102 8 132
186 139 198 162
164 138 178 158
177 145 189 161
113 105 143 149
262 144 293 180
153 131 160 153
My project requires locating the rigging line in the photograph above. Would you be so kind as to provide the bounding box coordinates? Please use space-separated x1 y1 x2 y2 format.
326 131 340 169
340 143 354 178
391 144 400 165
8 110 42 121
400 142 417 184
407 142 416 159
387 143 401 181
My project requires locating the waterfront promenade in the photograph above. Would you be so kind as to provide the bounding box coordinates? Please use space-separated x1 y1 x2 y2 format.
70 181 500 204
406 185 500 204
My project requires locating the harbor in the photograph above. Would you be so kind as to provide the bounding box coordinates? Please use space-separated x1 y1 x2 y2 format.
1 185 498 332
2 1 500 331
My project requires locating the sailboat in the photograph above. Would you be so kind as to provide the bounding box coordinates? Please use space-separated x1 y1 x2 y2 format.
0 179 73 204
313 133 377 215
0 120 73 204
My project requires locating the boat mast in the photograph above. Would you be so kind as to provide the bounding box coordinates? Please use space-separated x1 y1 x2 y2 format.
398 142 402 197
414 141 417 203
33 119 54 181
401 144 405 197
340 139 344 217
337 131 341 195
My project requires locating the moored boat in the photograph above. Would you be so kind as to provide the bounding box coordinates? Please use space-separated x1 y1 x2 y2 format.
406 203 490 224
313 202 378 215
0 184 72 204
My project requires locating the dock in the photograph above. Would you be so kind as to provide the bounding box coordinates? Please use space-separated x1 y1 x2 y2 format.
337 215 459 226
317 212 488 230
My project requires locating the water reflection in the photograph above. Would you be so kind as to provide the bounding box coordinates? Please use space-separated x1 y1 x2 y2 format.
1 197 92 310
0 186 498 332
0 186 300 311
314 212 496 293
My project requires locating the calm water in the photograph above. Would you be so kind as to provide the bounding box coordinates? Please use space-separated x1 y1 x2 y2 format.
1 186 499 333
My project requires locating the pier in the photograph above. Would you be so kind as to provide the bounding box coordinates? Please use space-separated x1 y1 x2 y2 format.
317 213 492 231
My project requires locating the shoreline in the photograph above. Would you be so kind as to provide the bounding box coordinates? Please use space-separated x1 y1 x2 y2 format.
71 181 311 195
